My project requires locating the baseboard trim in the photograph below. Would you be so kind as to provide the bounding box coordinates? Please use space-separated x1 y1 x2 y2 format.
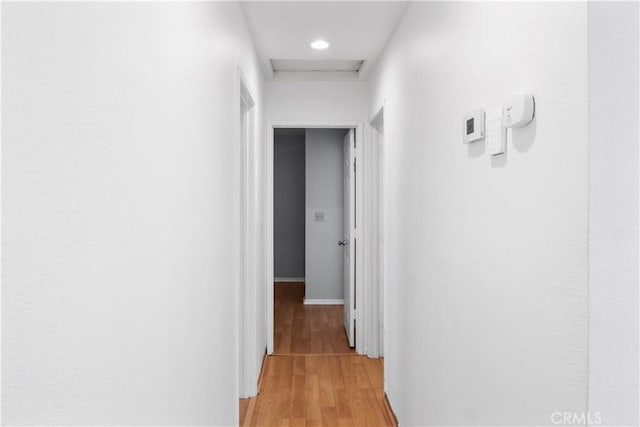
257 350 268 392
303 298 344 305
274 277 305 283
383 392 399 427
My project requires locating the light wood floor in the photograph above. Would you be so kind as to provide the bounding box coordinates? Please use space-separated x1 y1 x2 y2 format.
240 282 395 427
274 282 355 355
241 355 393 427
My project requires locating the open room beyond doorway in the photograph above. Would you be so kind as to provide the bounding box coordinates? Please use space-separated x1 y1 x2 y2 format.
262 118 387 360
267 123 365 355
273 127 354 354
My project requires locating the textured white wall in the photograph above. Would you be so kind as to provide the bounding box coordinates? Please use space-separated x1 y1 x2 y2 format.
1 2 263 425
265 81 368 123
588 3 639 426
368 2 589 425
305 129 346 301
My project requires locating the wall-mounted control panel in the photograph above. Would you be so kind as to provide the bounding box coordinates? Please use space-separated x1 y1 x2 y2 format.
502 94 535 128
486 112 505 155
462 108 485 143
462 94 535 156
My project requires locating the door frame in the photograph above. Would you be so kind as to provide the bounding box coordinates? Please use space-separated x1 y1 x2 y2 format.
366 105 385 359
238 69 258 399
266 121 364 354
342 129 356 348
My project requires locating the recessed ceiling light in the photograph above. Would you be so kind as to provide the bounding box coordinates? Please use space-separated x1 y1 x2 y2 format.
310 40 330 50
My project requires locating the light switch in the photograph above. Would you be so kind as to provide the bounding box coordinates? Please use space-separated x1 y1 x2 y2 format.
315 212 325 222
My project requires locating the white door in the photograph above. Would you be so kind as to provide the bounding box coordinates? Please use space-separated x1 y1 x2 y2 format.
342 129 356 347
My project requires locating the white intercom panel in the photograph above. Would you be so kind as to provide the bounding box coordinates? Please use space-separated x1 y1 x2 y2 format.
486 112 505 155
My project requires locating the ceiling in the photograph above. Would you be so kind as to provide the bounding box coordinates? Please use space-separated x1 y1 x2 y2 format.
240 1 410 81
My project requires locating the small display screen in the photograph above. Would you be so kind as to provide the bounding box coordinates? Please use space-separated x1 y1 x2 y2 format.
466 118 474 135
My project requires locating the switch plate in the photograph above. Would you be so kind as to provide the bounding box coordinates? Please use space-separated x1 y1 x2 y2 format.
315 212 325 222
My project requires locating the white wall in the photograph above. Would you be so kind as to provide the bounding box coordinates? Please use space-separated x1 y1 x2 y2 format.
368 2 589 425
2 2 263 425
305 129 346 301
588 3 639 426
265 81 368 123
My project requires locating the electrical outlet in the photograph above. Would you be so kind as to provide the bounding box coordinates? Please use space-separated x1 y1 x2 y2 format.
315 212 325 222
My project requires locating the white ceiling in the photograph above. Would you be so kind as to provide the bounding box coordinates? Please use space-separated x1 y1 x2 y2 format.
240 1 410 81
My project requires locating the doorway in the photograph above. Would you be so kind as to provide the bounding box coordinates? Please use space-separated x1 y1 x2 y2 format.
266 122 364 354
240 119 392 425
272 127 355 353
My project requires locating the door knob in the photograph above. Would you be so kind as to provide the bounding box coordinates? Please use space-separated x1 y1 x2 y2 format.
338 240 347 246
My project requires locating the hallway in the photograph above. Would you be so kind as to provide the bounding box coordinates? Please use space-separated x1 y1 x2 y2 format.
274 282 354 355
240 283 395 426
3 2 638 426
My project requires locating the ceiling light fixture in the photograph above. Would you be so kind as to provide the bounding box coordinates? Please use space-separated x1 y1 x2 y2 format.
310 40 330 50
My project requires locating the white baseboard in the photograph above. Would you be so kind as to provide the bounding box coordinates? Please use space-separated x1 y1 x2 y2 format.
274 277 305 283
304 298 344 305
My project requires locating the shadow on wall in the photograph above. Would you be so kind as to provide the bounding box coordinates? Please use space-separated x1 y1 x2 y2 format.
467 138 486 158
512 114 537 153
491 115 537 168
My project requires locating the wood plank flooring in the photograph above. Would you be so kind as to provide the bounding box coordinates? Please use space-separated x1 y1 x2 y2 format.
240 282 395 426
239 398 251 425
274 282 355 355
242 355 393 427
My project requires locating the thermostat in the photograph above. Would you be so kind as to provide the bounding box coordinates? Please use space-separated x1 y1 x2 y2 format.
502 94 535 128
462 109 485 143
